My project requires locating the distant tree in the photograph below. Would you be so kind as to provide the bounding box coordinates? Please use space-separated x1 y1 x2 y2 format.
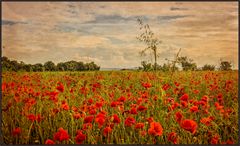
44 61 56 71
219 61 232 71
32 63 43 72
137 18 162 71
10 60 20 72
1 56 11 71
76 61 85 71
56 62 67 71
141 61 153 71
65 61 79 71
22 64 32 72
202 64 215 71
177 56 197 71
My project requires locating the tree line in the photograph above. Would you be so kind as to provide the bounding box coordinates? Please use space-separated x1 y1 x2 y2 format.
1 56 100 72
139 56 233 72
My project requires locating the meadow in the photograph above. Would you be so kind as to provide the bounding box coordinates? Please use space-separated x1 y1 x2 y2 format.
1 71 238 144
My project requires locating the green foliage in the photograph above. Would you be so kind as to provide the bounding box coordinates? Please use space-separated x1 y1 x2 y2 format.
177 56 197 71
44 61 56 71
1 56 100 72
219 61 232 71
202 64 215 71
139 61 177 72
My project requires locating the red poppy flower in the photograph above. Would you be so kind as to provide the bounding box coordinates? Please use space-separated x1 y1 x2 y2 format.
168 132 178 144
36 114 44 122
210 134 219 144
12 127 21 137
181 101 188 108
180 119 197 134
189 106 199 113
84 115 94 123
137 105 147 112
95 114 105 128
141 130 147 136
88 98 94 104
45 139 55 144
27 114 36 122
103 126 112 137
117 96 126 102
148 122 163 136
89 109 96 115
82 123 92 131
111 101 119 107
201 95 208 103
200 117 213 126
162 84 170 91
180 94 189 102
124 117 136 127
56 83 64 92
226 139 234 144
95 102 103 108
53 127 70 142
146 117 154 123
142 82 152 89
112 114 120 124
73 112 81 120
135 123 144 129
130 107 138 114
75 130 86 144
175 111 183 123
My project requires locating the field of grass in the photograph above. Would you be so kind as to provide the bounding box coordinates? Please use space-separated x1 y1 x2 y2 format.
1 71 238 144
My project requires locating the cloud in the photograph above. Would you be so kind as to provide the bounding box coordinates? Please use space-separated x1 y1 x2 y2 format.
157 15 193 21
170 7 189 11
2 19 27 25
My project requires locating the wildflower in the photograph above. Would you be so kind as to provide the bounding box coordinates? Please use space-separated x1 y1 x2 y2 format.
162 84 170 91
180 94 189 102
73 112 81 120
82 123 92 131
180 119 197 134
56 82 64 92
124 117 136 127
75 130 86 144
200 117 213 126
84 115 94 123
45 139 55 144
53 127 70 142
112 114 120 124
95 113 106 128
135 123 144 129
137 105 147 112
95 102 103 108
175 111 183 123
117 96 126 102
36 114 44 122
142 82 152 89
189 106 199 113
27 114 36 122
111 101 119 107
12 127 21 137
103 126 112 137
168 132 178 144
148 122 163 136
210 134 219 144
146 117 154 124
130 107 138 114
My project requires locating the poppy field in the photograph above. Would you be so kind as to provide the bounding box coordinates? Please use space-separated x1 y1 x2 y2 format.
1 71 239 144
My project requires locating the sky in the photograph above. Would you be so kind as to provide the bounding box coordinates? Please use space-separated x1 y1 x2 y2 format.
2 2 238 69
